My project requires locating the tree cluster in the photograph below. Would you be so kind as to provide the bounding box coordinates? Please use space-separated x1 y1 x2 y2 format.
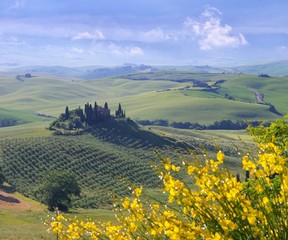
0 118 19 128
258 73 271 78
50 101 126 131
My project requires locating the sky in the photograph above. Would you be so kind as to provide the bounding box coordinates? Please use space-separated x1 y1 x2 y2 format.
0 0 288 68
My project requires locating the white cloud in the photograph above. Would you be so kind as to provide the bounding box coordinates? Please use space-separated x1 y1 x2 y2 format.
185 6 247 50
90 42 144 57
72 31 105 41
8 0 25 10
0 36 26 46
202 6 222 18
128 47 144 56
71 47 84 54
108 44 144 56
140 28 172 42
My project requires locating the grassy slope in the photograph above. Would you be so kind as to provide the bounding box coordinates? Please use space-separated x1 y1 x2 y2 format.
0 122 51 139
1 71 288 124
151 126 258 188
218 74 288 114
0 108 45 125
0 74 180 116
0 71 286 185
0 210 50 240
0 68 286 238
235 60 288 76
114 90 279 123
0 208 117 240
0 124 255 239
1 119 192 209
149 126 253 143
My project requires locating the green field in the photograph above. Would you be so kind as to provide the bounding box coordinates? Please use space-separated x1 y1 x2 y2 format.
0 207 118 240
1 70 288 123
0 67 287 238
0 209 50 240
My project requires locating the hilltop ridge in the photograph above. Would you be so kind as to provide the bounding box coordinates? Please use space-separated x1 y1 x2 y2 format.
5 60 288 78
1 66 287 127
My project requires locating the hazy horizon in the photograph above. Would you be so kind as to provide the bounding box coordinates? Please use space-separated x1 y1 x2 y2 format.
1 0 288 69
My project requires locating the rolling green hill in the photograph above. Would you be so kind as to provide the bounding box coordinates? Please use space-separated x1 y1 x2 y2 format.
234 60 288 76
1 65 287 208
0 117 208 209
1 69 287 125
0 64 286 238
0 133 158 208
0 116 248 209
113 90 279 124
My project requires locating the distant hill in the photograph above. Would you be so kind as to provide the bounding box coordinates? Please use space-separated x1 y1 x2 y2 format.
11 64 157 79
234 60 288 76
10 65 83 76
156 65 235 74
8 60 288 78
1 62 288 125
80 64 157 79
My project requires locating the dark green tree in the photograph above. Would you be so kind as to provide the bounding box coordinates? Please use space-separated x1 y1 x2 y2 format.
115 103 125 118
65 106 70 120
93 102 99 123
118 103 122 113
38 171 80 211
89 104 94 124
84 103 89 117
0 166 5 185
104 102 109 109
84 103 93 125
75 107 85 122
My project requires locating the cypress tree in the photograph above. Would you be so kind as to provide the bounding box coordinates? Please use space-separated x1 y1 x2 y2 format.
65 106 70 120
77 107 85 122
88 104 93 124
116 103 124 118
104 102 109 109
118 103 122 113
93 102 99 123
84 103 89 119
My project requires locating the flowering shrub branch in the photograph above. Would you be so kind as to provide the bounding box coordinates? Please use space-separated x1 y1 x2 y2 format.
49 121 288 239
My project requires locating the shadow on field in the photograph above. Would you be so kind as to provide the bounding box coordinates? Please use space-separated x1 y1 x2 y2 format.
0 185 20 203
0 194 20 203
0 184 16 193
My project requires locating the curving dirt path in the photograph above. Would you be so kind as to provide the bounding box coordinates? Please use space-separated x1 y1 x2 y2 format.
250 88 265 104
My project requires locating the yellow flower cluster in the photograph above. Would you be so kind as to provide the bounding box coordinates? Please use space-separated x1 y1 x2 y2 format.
49 142 288 239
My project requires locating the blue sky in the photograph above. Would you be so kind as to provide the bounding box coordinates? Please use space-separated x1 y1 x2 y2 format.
0 0 288 68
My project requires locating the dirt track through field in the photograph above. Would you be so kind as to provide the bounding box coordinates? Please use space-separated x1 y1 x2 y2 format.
0 188 43 211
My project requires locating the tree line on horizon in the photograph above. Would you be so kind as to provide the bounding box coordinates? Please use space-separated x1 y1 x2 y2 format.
137 119 269 130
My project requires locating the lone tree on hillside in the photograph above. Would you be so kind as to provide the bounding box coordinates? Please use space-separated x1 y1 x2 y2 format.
38 171 80 211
